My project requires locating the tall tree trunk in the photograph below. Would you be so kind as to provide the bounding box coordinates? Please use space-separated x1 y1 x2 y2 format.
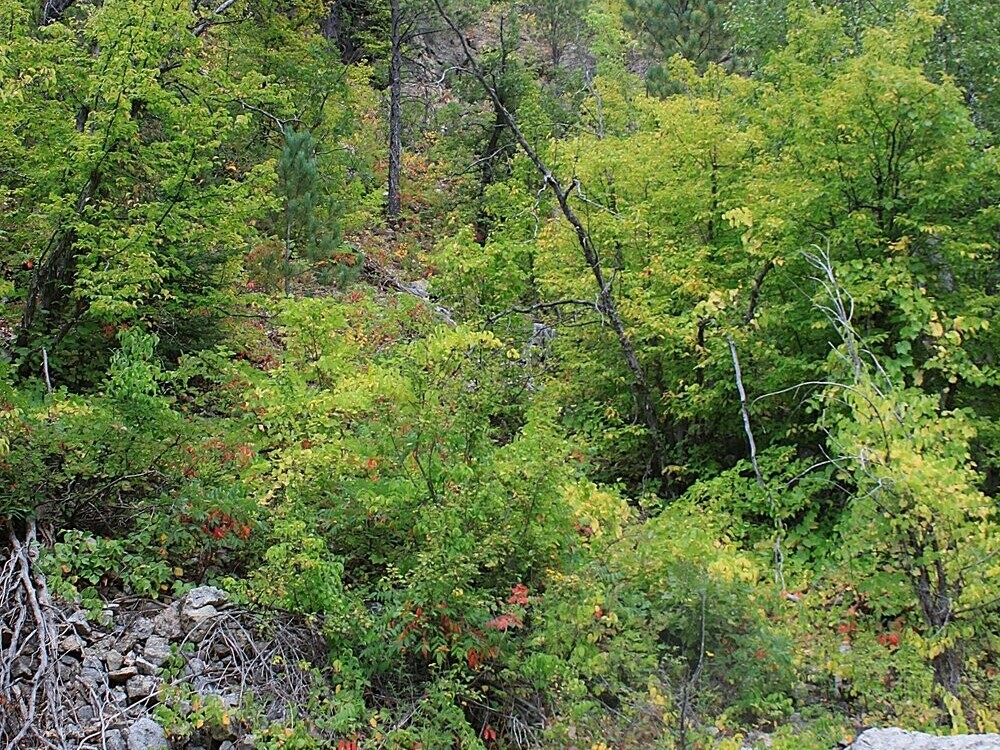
387 0 403 220
16 159 99 371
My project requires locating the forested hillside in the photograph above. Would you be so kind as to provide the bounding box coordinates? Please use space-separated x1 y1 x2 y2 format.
1 0 998 746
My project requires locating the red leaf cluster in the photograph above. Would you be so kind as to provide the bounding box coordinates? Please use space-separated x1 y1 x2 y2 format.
507 583 529 605
485 612 523 631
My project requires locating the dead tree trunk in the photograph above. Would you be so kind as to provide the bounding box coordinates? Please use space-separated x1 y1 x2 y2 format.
387 0 403 220
433 0 667 477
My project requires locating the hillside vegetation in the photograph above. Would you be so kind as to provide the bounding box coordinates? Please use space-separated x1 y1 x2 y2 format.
1 0 998 746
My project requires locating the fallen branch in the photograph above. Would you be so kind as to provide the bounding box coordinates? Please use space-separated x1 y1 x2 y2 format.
362 256 457 327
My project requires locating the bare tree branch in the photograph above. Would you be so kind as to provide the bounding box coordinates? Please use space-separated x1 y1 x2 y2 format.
191 0 240 37
432 0 667 476
484 299 601 326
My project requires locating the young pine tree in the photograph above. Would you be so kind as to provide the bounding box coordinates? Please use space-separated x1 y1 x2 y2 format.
623 0 737 95
277 128 351 294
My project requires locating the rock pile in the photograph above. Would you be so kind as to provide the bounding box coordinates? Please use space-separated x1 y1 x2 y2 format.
7 585 327 750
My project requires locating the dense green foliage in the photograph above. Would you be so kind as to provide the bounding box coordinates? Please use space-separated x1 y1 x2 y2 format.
2 0 998 747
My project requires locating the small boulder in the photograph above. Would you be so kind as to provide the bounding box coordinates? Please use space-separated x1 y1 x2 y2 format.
126 675 160 704
850 729 1000 750
127 717 169 750
130 617 155 640
152 603 182 639
105 729 127 750
103 649 124 672
144 635 173 667
183 586 228 611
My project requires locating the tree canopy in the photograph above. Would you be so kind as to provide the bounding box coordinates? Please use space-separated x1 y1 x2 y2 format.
1 0 998 747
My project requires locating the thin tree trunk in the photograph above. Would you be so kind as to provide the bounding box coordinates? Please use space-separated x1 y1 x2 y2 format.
911 537 963 698
387 0 403 220
16 162 99 368
433 0 667 477
284 205 293 296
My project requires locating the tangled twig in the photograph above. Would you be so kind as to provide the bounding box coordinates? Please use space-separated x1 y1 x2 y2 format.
2 521 72 749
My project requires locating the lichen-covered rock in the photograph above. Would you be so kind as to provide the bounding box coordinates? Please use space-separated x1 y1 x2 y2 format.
850 729 1000 750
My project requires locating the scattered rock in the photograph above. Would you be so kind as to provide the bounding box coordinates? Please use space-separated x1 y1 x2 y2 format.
104 648 124 672
78 665 105 691
60 633 85 655
131 617 155 640
67 610 93 637
135 657 160 676
8 584 326 747
184 605 220 643
58 655 81 680
850 729 1000 750
127 716 169 750
13 655 33 677
105 728 127 750
144 635 172 666
183 586 229 611
153 603 182 639
126 675 160 704
109 666 138 683
114 631 138 655
185 657 207 677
